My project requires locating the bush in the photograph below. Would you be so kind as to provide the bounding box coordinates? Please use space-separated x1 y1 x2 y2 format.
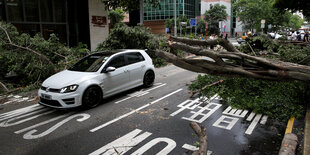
96 24 168 67
189 75 308 121
0 22 89 92
190 36 310 121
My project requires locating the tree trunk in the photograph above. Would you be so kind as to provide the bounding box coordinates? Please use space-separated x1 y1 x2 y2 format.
149 36 310 82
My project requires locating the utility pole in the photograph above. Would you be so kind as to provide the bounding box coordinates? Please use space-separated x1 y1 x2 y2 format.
140 0 144 25
174 0 177 37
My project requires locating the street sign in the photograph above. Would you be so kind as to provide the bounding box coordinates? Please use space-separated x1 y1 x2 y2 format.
166 28 170 32
190 18 197 26
261 19 265 24
261 23 265 28
268 24 272 29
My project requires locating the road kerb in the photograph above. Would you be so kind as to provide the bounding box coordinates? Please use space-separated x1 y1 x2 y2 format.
285 117 295 134
303 105 310 155
278 117 297 155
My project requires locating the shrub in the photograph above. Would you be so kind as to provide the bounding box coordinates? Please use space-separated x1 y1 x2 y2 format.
96 24 168 67
190 36 310 121
0 22 89 92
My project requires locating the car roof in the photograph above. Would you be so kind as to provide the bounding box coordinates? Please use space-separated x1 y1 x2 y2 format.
93 49 145 56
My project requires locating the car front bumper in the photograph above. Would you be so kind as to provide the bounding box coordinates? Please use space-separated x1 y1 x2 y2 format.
38 89 82 108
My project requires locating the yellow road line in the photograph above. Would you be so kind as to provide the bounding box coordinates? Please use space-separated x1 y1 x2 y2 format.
285 117 295 134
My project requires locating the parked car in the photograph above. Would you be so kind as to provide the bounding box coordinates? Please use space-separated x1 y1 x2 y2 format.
38 49 155 108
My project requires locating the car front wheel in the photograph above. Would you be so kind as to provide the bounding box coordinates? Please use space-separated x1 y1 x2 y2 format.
82 86 102 108
143 70 155 87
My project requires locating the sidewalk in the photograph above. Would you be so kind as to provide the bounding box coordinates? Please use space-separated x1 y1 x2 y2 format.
304 105 310 154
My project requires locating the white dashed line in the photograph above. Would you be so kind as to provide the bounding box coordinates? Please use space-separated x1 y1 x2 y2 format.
91 88 183 132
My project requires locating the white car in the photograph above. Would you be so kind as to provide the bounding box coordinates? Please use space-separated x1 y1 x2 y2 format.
38 49 155 108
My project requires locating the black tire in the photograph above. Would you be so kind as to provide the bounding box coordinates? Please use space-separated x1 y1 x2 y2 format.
143 70 155 87
82 86 102 108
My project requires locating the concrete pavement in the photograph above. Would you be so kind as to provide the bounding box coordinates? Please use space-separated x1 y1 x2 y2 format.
304 105 310 155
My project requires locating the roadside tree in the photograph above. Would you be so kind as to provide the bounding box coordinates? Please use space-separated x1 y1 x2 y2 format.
108 9 125 28
101 0 159 26
204 4 228 35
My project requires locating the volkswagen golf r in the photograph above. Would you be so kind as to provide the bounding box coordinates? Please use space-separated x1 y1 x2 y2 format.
38 49 155 108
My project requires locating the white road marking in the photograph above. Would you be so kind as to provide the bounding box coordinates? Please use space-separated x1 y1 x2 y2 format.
0 105 43 121
246 112 256 121
91 88 183 132
245 114 262 135
170 95 218 117
212 115 239 130
182 144 212 155
27 98 37 102
222 106 248 118
260 115 268 125
13 95 22 99
182 102 222 123
115 83 166 104
1 96 38 105
229 109 237 114
22 113 90 139
0 109 55 127
89 129 152 155
0 104 39 116
170 98 201 116
15 113 73 134
235 109 242 115
131 137 176 155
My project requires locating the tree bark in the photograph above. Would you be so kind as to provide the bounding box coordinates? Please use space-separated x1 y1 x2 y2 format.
190 122 208 155
149 36 310 82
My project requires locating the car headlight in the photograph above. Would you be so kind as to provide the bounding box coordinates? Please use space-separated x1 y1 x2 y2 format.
60 85 79 93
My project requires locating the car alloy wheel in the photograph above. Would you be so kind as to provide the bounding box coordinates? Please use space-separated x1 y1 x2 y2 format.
143 70 155 87
82 86 102 108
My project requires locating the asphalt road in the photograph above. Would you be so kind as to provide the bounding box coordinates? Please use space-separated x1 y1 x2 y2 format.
0 64 287 155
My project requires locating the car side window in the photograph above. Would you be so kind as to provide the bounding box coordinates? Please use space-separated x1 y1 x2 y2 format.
126 52 145 65
106 55 126 68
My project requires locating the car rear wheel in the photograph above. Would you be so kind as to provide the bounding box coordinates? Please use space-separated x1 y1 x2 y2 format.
82 86 102 108
143 70 155 87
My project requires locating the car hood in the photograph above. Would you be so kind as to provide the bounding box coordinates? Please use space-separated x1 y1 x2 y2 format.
42 70 97 88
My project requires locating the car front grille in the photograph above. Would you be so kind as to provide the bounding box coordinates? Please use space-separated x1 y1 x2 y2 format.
48 88 60 93
62 98 75 105
40 86 60 93
40 98 62 107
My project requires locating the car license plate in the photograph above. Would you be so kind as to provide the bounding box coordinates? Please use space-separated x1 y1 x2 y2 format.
41 93 51 100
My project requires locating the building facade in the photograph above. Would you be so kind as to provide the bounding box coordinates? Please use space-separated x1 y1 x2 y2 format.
143 0 201 34
201 0 243 36
0 0 109 51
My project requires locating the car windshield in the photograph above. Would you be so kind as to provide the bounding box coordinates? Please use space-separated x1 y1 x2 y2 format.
68 53 111 72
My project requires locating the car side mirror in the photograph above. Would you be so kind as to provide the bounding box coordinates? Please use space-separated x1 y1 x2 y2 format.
103 66 116 73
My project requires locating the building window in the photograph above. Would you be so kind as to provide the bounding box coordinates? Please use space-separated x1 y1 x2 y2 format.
42 24 67 44
12 23 40 36
40 0 53 22
6 0 23 21
0 0 4 21
54 0 65 22
25 0 39 22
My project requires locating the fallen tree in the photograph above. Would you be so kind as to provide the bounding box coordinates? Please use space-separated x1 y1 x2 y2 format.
151 35 310 82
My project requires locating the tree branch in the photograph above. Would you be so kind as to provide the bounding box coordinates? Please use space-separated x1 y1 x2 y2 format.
190 122 208 155
0 23 53 65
